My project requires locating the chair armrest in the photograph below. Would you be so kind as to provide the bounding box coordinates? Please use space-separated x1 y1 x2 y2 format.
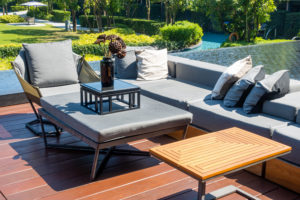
78 57 101 83
11 62 42 105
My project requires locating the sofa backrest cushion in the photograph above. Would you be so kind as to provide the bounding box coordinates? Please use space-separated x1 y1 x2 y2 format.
296 112 300 124
174 57 225 88
23 40 79 88
115 50 137 79
262 91 300 121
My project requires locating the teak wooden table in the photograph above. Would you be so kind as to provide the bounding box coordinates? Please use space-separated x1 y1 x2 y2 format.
150 127 291 200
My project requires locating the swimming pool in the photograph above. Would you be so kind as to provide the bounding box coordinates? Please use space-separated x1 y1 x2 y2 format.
191 32 228 51
173 41 300 79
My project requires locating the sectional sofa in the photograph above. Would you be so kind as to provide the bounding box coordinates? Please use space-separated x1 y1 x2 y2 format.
119 55 300 189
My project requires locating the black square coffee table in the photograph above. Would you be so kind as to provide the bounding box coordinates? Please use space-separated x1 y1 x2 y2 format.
80 80 140 115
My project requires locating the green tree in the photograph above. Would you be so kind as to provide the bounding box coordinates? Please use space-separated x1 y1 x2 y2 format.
164 0 189 24
64 0 80 32
1 0 10 15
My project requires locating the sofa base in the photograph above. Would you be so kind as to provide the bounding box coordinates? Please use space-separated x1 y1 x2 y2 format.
168 126 300 194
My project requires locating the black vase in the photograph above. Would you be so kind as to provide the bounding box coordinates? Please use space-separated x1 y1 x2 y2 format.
100 57 114 87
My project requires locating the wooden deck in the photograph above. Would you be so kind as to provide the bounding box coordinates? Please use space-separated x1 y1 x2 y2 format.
0 103 299 200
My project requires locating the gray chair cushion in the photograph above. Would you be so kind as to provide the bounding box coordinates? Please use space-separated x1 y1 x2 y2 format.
224 65 265 107
39 84 80 97
40 93 192 143
189 99 289 138
273 124 300 166
297 112 300 124
73 53 82 74
243 70 290 113
262 91 300 121
23 40 79 88
115 50 137 79
12 49 30 82
129 79 212 110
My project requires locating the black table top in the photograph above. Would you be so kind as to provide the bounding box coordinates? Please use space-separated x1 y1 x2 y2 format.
81 80 140 95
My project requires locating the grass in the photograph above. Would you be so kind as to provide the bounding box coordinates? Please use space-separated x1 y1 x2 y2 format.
221 37 292 47
0 23 80 44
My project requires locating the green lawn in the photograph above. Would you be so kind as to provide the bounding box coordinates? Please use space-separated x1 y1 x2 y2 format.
0 23 80 44
221 37 292 48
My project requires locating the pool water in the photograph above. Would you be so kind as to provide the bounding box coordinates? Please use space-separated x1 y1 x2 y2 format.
173 41 300 80
192 32 228 51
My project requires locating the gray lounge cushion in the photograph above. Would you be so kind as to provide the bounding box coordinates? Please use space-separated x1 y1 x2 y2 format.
243 70 290 113
12 49 30 82
224 65 265 107
39 84 80 97
115 50 137 79
129 79 212 110
23 40 79 88
262 91 300 121
40 93 192 143
297 112 300 124
273 124 300 165
189 99 289 138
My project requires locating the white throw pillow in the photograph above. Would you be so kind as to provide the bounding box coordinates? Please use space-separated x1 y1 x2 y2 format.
136 48 168 81
211 56 252 100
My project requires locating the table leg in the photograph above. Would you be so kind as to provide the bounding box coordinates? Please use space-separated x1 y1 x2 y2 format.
261 161 267 178
198 181 206 200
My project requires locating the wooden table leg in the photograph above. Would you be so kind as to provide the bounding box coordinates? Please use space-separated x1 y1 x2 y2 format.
261 161 267 178
198 181 206 200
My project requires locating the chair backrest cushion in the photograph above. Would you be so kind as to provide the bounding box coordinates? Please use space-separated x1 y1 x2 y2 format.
12 49 30 82
23 40 79 88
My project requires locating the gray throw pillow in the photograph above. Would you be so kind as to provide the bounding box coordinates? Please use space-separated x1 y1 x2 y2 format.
23 40 78 88
243 70 290 114
115 50 137 79
224 65 265 107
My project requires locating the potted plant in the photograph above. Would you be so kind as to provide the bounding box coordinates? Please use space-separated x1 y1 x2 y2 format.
94 34 126 87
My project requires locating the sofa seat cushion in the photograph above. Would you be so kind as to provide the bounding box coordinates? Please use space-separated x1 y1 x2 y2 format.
273 124 300 166
126 79 212 110
189 99 289 138
262 91 300 121
40 84 80 97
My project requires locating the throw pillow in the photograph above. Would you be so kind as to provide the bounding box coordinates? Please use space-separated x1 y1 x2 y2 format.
243 70 290 114
224 65 265 107
23 40 78 88
12 49 30 82
136 48 168 81
211 56 252 100
115 50 137 79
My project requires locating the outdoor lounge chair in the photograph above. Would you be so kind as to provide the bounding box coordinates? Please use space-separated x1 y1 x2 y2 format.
11 47 100 136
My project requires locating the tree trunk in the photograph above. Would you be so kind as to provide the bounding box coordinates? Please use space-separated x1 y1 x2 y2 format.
5 4 8 15
72 10 77 32
164 1 168 24
2 6 5 16
146 0 150 20
94 6 102 32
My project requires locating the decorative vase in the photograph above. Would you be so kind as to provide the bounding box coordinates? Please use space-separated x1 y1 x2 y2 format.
100 57 114 87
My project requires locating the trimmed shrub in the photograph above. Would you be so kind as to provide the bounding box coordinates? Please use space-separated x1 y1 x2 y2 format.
160 21 203 46
79 15 165 35
27 6 49 20
0 15 25 23
10 5 27 12
0 44 22 58
51 10 71 22
284 12 300 39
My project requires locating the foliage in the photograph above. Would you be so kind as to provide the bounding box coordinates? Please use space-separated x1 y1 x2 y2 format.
0 43 22 58
51 10 71 22
0 57 14 70
284 12 300 39
0 15 25 23
163 0 190 24
79 15 165 35
27 6 51 20
10 5 27 11
298 30 300 37
160 21 203 46
221 37 292 47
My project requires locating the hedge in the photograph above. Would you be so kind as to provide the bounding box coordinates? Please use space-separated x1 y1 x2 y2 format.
10 5 27 12
284 12 300 39
0 15 25 23
79 15 165 35
51 10 71 22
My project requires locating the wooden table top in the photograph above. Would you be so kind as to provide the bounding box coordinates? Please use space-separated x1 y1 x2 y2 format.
150 127 291 181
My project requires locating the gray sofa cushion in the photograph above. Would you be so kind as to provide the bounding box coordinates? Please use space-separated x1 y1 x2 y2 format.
39 84 80 97
129 79 212 110
262 91 300 121
243 70 290 113
189 99 289 138
40 93 192 143
273 124 300 166
12 49 30 82
297 112 300 124
175 57 225 88
224 65 265 107
115 50 137 79
23 40 79 88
